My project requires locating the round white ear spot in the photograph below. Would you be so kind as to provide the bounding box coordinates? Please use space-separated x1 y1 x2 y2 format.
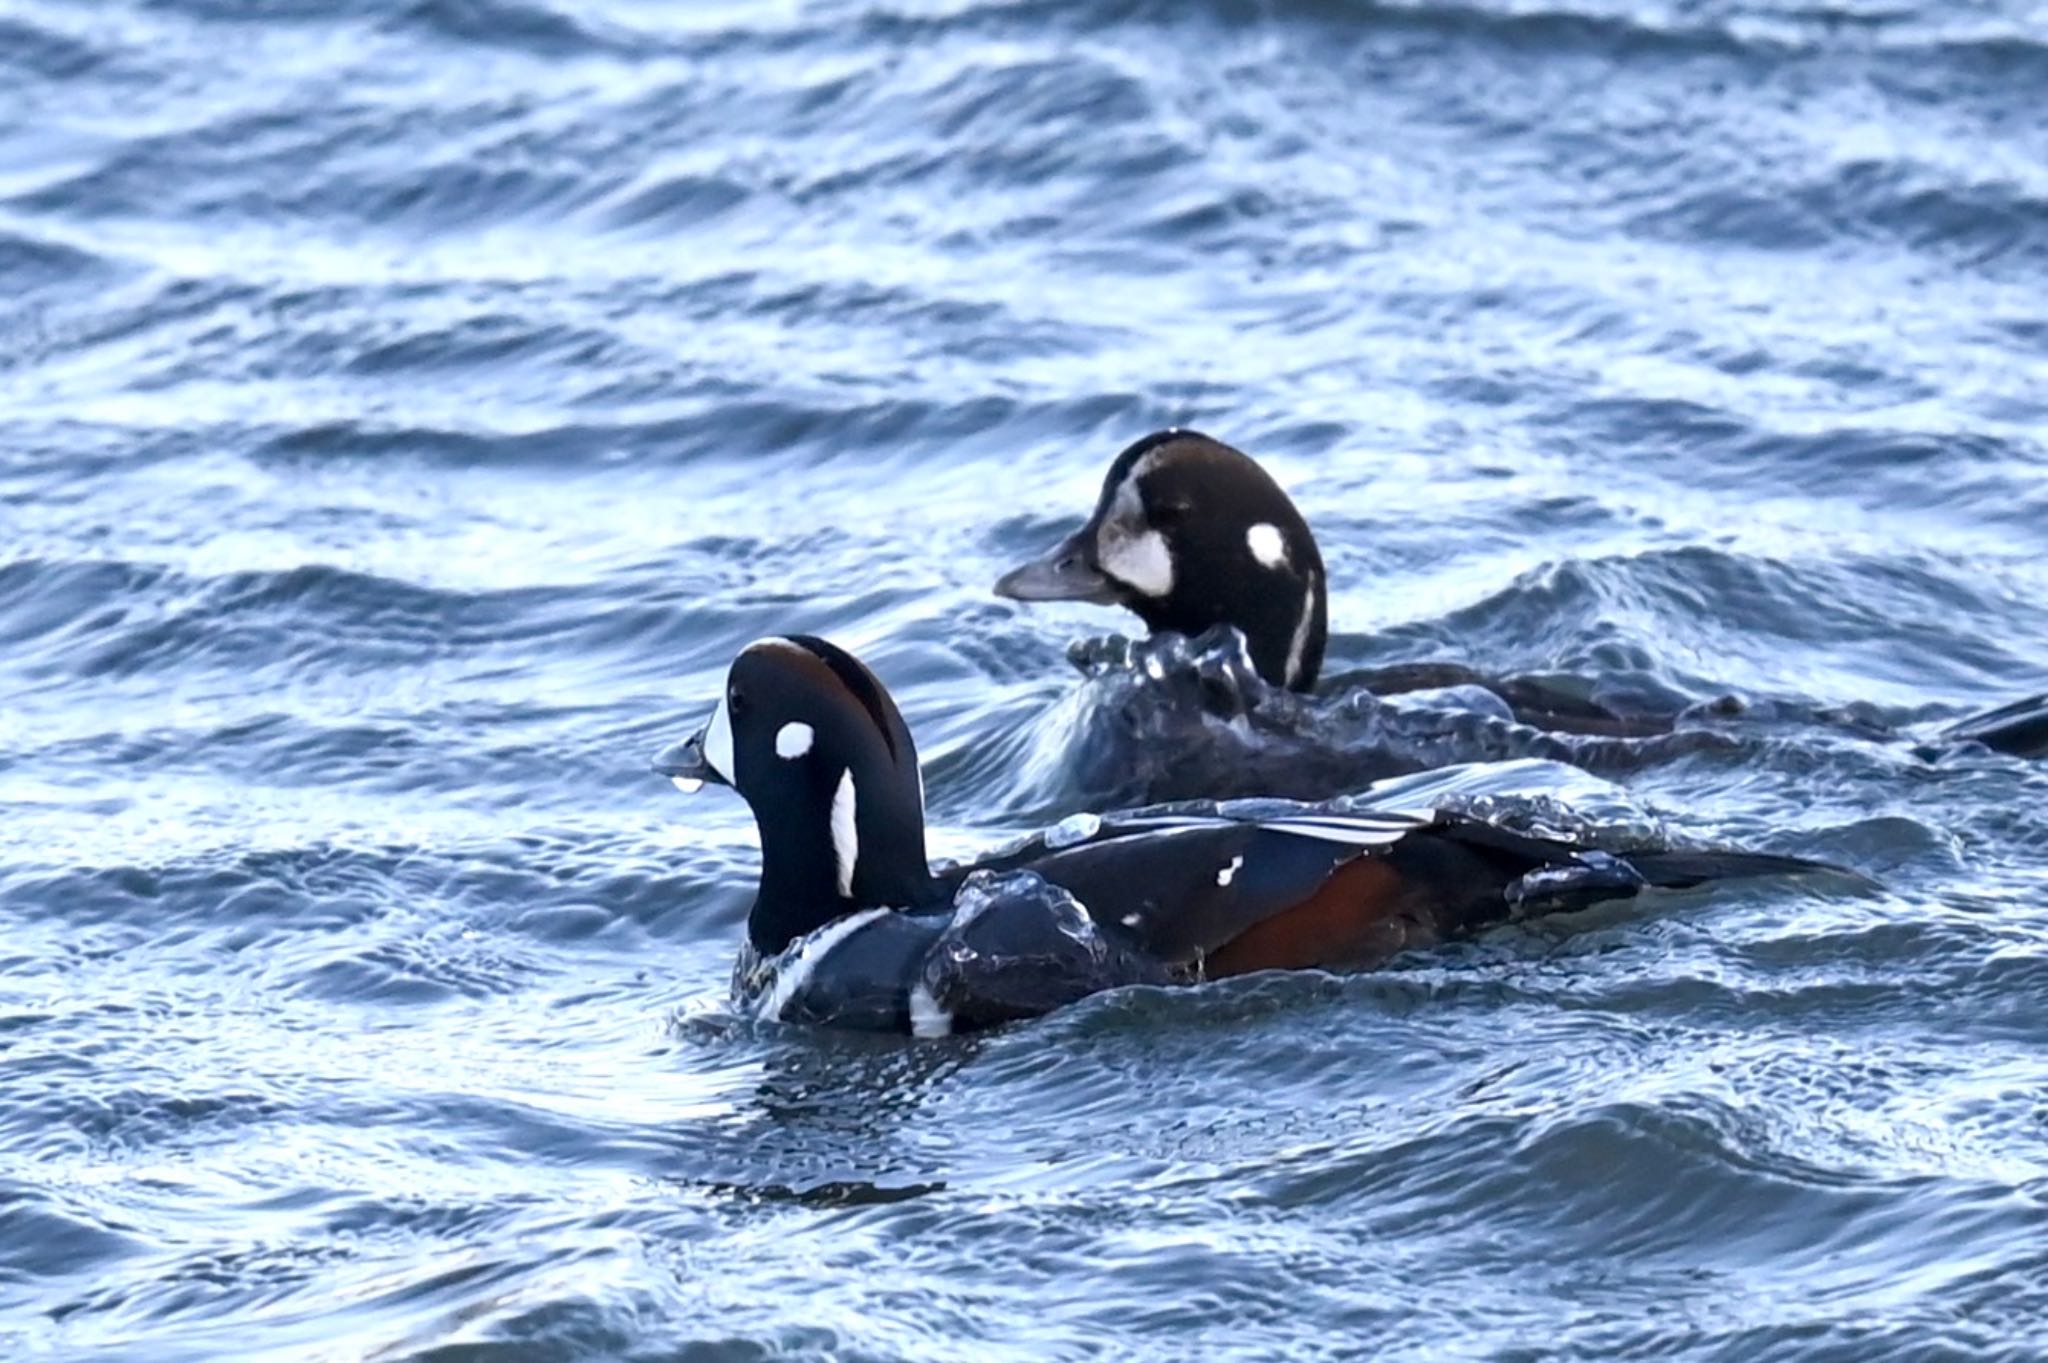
775 722 815 759
1247 523 1289 570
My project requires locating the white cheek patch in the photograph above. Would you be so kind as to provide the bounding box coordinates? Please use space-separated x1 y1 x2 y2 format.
775 721 814 759
1094 464 1176 598
1247 523 1289 570
1099 525 1174 598
830 769 860 898
702 694 736 784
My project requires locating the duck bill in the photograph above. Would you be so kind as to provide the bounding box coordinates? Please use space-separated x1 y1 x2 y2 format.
993 530 1119 605
652 728 725 794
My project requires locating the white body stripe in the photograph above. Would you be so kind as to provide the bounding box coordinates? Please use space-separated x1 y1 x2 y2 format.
831 770 860 897
756 907 893 1021
1285 568 1318 689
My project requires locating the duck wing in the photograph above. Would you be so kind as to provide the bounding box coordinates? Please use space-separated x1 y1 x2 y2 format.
946 805 1850 978
1941 693 2048 758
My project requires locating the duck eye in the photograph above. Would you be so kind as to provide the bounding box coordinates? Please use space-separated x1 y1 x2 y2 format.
727 687 749 720
1152 499 1193 528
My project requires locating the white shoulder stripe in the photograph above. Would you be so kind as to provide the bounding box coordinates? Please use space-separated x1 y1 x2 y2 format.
756 906 894 1022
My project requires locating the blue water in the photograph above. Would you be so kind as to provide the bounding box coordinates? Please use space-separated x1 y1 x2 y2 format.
6 1 2048 1358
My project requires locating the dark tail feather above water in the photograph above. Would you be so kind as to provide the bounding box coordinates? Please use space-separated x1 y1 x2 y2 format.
1502 843 1868 918
1941 693 2048 759
1625 848 1858 890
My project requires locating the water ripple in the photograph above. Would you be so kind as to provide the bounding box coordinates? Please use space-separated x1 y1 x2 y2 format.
5 0 2048 1356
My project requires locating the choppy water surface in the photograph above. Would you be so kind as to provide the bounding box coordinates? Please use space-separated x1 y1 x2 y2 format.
6 1 2048 1357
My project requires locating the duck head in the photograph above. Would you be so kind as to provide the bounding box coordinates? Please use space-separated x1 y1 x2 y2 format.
655 635 935 954
995 429 1328 691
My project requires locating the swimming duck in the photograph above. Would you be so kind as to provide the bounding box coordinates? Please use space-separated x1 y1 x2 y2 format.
654 634 1839 1035
995 428 2048 756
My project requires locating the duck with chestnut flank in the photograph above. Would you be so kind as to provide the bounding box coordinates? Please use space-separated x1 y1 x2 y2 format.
995 429 2048 756
655 635 1844 1036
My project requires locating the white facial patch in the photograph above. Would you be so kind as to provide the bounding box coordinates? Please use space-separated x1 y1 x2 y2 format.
1093 456 1176 598
1247 523 1288 570
830 769 859 898
1099 527 1173 598
775 721 814 759
701 692 736 784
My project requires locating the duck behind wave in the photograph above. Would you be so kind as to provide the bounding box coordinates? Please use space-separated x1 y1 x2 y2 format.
995 429 2048 764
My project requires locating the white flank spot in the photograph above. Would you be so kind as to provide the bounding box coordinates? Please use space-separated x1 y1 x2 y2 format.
702 693 737 784
757 907 893 1021
669 776 703 794
1247 523 1288 570
1285 569 1318 688
831 769 860 898
908 982 953 1039
1120 912 1142 928
1216 855 1244 886
775 721 814 759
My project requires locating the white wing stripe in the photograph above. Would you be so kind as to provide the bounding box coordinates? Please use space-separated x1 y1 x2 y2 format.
1257 820 1417 847
1093 813 1424 846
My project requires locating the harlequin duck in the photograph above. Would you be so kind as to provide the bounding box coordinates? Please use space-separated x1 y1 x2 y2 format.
654 634 1843 1036
996 428 1329 693
996 428 2048 756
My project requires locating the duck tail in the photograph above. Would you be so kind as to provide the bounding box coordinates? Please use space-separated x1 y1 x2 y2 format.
1623 848 1866 890
1503 844 1872 919
1942 692 2048 759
